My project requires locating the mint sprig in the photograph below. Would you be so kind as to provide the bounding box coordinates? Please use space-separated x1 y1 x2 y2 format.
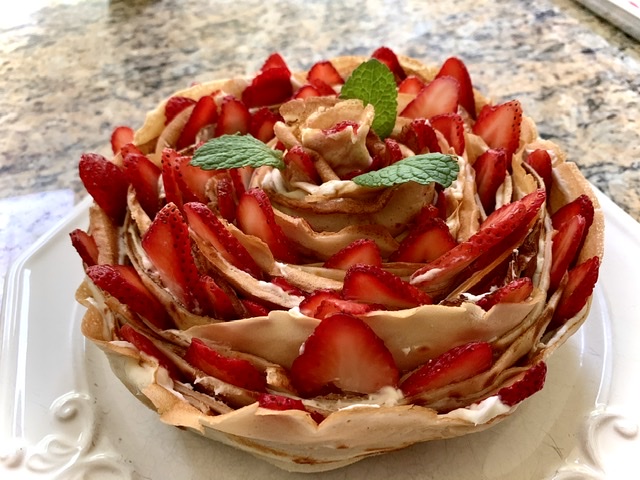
352 153 460 189
190 134 284 170
340 59 397 139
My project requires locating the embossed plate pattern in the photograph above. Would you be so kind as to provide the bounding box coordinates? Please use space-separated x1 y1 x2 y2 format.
1 190 639 480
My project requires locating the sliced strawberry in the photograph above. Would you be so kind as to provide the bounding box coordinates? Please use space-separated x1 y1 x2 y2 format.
242 66 293 108
119 324 181 380
79 152 130 225
241 299 271 317
293 84 323 100
161 148 214 207
271 276 307 298
551 194 594 233
398 118 441 154
472 100 522 158
236 188 300 264
299 289 341 317
371 46 407 83
412 189 546 295
122 152 161 218
200 274 240 320
176 95 218 151
551 256 600 326
497 361 547 406
141 202 204 311
260 52 291 76
183 201 262 278
290 313 399 396
323 239 382 269
70 229 100 267
310 78 338 96
119 142 144 158
257 393 324 423
343 264 432 310
400 76 459 120
283 145 320 183
249 107 282 143
87 264 172 329
435 57 476 119
389 217 456 263
307 60 344 86
413 203 443 224
186 338 266 391
398 75 426 95
214 96 251 137
229 166 253 197
549 214 586 292
111 126 135 155
525 149 553 192
476 277 534 311
164 96 197 125
401 341 493 397
430 113 466 155
474 148 508 213
314 297 379 319
214 174 237 222
368 137 404 171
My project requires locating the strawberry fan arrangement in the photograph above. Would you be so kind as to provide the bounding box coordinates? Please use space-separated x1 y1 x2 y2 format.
71 47 603 472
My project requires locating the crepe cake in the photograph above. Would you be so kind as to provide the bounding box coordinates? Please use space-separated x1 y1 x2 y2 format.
70 47 604 472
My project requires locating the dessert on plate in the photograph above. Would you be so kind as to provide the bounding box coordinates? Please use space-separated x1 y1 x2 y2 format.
70 47 604 472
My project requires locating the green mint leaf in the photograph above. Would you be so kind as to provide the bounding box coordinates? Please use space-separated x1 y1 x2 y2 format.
340 59 397 139
190 134 284 170
352 153 460 188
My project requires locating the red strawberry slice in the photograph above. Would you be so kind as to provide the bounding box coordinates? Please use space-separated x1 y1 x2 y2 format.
290 313 399 396
398 75 426 94
185 338 266 391
307 60 344 86
411 189 546 295
525 149 553 192
214 174 237 222
241 299 271 317
271 276 307 298
314 297 379 319
161 148 214 207
242 66 293 108
176 95 218 151
472 100 522 158
310 78 338 96
474 148 508 213
476 277 534 311
549 214 586 292
299 290 342 317
110 126 135 155
214 96 251 137
551 256 600 326
141 202 204 311
87 264 173 329
122 151 161 218
343 264 432 310
119 142 144 158
399 118 441 154
236 188 300 264
435 57 476 119
249 107 282 143
260 52 291 76
430 113 466 156
164 96 197 125
371 46 407 83
183 201 262 278
199 274 240 320
119 324 181 380
79 152 130 225
497 361 547 406
69 229 99 267
323 239 382 269
389 217 456 263
293 84 323 100
283 145 320 183
551 194 595 233
257 393 324 423
400 76 459 120
401 341 493 397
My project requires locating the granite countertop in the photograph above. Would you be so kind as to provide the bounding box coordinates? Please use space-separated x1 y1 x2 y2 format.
1 0 639 301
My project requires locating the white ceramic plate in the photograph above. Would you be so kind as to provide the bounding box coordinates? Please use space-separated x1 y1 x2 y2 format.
575 0 640 41
1 191 639 480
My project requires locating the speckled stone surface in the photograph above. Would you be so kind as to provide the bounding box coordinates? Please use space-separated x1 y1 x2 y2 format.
1 0 639 299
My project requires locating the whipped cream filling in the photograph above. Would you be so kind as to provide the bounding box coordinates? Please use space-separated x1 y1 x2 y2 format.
443 395 514 425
